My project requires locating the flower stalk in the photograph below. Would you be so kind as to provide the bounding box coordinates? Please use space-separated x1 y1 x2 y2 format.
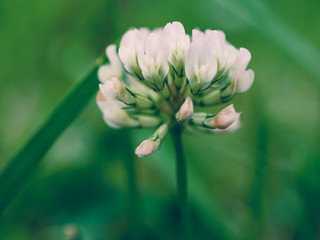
171 124 191 240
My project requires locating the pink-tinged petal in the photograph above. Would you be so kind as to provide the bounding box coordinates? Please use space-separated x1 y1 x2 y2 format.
164 21 186 41
177 96 194 122
192 29 205 41
213 114 241 133
206 104 241 129
135 138 160 158
205 30 226 53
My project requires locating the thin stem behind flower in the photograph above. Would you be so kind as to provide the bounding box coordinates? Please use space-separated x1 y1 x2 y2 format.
171 125 192 240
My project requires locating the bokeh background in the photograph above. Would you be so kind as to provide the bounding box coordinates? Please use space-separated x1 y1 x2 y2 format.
1 0 320 239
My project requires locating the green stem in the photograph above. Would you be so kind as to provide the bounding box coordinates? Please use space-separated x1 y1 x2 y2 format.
123 130 140 240
171 125 191 239
0 55 105 215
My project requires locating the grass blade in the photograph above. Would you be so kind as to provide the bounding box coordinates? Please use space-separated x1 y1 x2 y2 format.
0 56 105 215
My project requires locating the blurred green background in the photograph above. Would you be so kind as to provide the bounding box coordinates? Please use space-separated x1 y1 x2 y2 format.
1 0 320 239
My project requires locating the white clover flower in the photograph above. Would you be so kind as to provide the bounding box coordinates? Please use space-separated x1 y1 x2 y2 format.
96 22 254 157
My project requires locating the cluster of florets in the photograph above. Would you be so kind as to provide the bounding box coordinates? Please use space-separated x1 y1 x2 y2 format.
96 21 254 158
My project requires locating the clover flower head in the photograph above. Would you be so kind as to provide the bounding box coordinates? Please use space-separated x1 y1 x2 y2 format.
97 21 254 157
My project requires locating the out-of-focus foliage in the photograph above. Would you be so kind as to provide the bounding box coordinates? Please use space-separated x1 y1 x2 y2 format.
0 0 320 239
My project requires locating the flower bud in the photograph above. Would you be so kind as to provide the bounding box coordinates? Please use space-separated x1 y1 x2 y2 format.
135 138 161 158
135 123 168 158
204 104 240 129
213 116 241 133
176 97 194 123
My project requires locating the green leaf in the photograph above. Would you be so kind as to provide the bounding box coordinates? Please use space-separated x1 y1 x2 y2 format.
0 56 105 215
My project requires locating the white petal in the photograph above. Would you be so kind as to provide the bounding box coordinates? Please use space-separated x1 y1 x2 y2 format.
99 82 117 99
106 44 122 73
164 21 186 41
97 65 113 83
224 46 237 69
236 69 254 92
236 48 251 73
164 21 190 72
137 32 169 87
192 29 205 41
96 91 139 128
119 28 150 74
186 37 218 92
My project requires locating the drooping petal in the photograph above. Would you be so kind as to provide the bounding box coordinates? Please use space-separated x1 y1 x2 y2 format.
236 69 254 92
99 77 135 104
97 44 123 83
96 91 139 128
232 48 254 92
